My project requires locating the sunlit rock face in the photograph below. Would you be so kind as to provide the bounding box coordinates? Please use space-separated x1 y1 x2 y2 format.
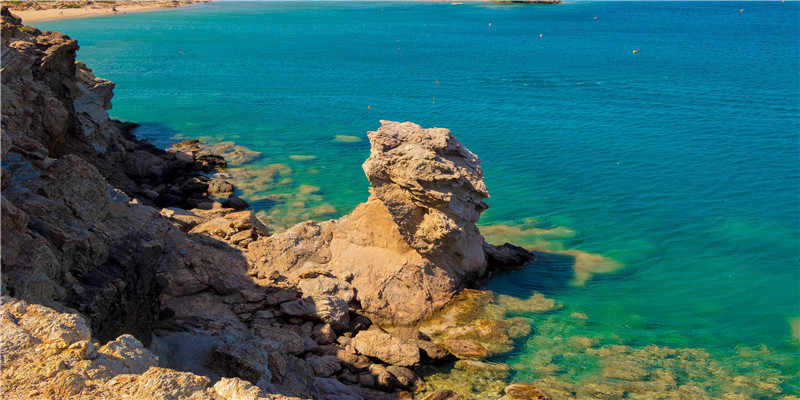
249 121 534 326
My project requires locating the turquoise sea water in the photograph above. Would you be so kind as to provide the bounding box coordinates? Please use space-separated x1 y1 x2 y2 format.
34 1 800 397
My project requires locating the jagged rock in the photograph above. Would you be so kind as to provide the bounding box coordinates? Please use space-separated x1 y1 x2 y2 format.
312 323 337 345
195 153 227 172
0 297 163 399
124 150 168 180
351 328 420 367
504 382 552 400
314 377 361 400
312 296 350 331
204 341 271 386
310 344 372 372
106 367 212 400
252 323 305 356
224 194 250 210
94 334 160 379
390 327 450 361
298 276 355 303
281 297 316 316
208 176 235 196
280 296 350 331
362 120 489 263
385 365 418 389
213 377 267 400
211 376 308 400
483 242 536 270
306 355 341 377
248 121 532 327
181 176 210 194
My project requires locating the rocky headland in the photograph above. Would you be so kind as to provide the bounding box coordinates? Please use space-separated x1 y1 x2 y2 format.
1 8 547 400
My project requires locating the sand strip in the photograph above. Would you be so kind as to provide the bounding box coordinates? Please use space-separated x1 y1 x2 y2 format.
12 2 205 24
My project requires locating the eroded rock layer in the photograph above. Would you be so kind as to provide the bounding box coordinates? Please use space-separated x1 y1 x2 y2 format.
249 121 534 326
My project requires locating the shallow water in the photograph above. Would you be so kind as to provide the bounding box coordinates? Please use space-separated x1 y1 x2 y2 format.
34 1 800 397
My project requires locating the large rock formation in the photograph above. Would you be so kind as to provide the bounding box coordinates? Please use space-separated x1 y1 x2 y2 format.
1 7 535 400
248 121 533 326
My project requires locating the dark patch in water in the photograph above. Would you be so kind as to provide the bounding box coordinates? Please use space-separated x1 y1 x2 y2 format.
487 251 575 296
246 197 279 211
133 123 185 149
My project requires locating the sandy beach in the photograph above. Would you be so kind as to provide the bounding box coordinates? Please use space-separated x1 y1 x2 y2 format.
9 1 207 23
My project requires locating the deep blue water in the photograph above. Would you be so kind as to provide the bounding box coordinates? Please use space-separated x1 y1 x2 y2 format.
34 1 800 396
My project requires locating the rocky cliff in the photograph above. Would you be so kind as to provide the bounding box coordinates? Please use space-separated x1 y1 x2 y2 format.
1 7 536 400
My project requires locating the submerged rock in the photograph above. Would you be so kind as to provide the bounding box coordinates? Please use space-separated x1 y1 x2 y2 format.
422 389 467 400
504 382 552 400
444 339 489 359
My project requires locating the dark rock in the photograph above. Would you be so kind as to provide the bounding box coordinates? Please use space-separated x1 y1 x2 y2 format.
281 296 350 331
484 242 535 270
351 314 372 332
180 176 209 194
207 177 235 196
337 369 359 385
195 154 226 172
385 365 417 389
312 323 337 345
315 377 361 400
154 193 182 208
124 150 168 181
306 355 341 377
391 327 449 361
311 345 371 372
223 194 249 210
204 342 270 386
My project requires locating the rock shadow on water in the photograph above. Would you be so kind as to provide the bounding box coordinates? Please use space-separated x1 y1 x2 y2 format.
132 122 185 149
246 196 279 211
487 251 577 297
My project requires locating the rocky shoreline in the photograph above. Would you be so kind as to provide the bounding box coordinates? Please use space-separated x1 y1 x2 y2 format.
1 8 551 400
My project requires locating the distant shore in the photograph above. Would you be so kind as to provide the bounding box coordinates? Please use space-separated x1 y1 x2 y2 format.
7 0 209 23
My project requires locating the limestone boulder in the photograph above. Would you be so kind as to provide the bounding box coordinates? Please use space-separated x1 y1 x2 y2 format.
105 367 211 400
362 120 488 267
280 296 350 331
350 328 420 367
248 121 533 327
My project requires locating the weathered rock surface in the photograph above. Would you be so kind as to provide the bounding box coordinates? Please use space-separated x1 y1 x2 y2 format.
351 327 421 367
0 297 317 400
248 121 535 326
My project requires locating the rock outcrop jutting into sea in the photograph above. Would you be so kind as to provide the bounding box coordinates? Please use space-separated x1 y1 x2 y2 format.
249 121 533 326
1 7 537 400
